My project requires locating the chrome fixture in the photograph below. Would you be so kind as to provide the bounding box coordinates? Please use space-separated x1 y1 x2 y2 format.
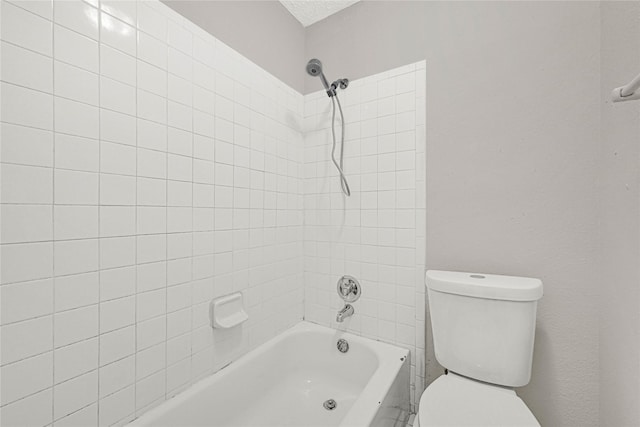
337 338 349 353
333 78 349 90
323 399 337 411
305 59 349 98
336 304 354 323
337 275 361 303
305 58 351 196
306 58 334 97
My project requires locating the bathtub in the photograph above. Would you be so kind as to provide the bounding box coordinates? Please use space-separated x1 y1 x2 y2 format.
129 321 410 427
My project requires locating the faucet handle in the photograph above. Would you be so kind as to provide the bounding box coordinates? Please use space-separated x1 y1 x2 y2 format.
338 281 353 297
337 275 361 303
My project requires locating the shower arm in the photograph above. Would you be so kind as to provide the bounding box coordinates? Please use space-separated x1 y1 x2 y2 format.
321 77 349 98
326 79 349 97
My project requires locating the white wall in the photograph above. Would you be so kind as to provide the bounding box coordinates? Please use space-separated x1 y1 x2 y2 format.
599 2 640 425
303 62 426 407
0 0 304 424
306 2 601 426
161 0 306 93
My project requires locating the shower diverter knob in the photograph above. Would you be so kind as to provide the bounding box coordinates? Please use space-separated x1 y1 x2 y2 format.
337 275 361 303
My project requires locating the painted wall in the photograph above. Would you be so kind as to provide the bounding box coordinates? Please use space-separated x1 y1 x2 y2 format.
162 0 305 93
600 2 640 425
0 0 304 424
306 2 601 426
303 62 426 408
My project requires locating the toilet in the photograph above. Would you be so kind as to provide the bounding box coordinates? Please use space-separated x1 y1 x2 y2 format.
414 270 543 427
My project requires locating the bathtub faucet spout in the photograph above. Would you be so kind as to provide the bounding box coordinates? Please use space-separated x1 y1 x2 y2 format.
336 304 354 323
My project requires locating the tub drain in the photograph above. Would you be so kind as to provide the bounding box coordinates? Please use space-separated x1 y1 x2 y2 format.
323 399 337 410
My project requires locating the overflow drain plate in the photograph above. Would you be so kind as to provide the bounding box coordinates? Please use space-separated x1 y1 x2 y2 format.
323 399 337 411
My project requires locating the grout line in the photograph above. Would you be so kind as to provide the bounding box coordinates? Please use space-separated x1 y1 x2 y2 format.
133 0 139 413
50 1 57 421
186 22 197 392
164 19 171 401
96 1 103 422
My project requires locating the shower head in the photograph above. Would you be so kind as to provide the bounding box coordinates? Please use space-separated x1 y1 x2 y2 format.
306 58 323 77
306 58 335 97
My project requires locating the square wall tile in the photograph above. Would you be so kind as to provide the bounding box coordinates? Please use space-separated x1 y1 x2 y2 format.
101 0 136 26
54 206 99 240
1 315 53 364
1 205 53 244
55 133 99 173
54 169 99 205
100 77 136 116
100 12 136 56
55 272 99 312
0 278 53 324
54 305 99 348
54 0 99 40
100 236 136 270
1 1 52 55
54 239 99 276
1 82 53 130
100 110 136 146
1 123 53 167
101 44 136 86
54 60 99 106
54 24 98 73
0 242 53 285
55 97 99 139
1 41 53 93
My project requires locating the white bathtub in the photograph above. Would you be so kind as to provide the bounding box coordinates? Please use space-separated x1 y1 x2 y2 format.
129 321 410 427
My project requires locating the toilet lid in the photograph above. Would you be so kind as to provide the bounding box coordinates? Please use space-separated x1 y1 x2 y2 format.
418 373 540 426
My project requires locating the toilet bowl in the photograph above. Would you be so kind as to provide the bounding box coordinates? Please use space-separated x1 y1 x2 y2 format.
418 270 544 427
414 372 539 427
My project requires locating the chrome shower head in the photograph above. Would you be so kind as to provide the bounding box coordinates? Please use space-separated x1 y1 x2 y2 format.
306 58 323 77
306 58 334 97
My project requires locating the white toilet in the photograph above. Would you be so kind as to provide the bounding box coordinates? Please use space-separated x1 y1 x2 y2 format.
414 270 543 427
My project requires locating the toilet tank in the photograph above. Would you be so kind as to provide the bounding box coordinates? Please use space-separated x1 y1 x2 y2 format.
426 270 543 387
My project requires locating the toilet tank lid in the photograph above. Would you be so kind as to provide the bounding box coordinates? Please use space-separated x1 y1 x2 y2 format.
425 270 543 302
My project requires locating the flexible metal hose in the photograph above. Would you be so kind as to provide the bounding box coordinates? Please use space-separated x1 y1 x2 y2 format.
330 94 350 196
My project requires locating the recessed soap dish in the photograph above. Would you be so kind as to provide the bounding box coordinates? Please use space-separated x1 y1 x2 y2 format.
209 292 249 329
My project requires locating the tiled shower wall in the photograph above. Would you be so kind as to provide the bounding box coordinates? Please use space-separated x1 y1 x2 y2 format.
303 62 427 407
0 0 304 425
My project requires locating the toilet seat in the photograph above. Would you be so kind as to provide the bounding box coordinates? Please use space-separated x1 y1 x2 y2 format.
416 373 540 427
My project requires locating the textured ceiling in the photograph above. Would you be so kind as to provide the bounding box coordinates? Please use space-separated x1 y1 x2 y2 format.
279 0 361 27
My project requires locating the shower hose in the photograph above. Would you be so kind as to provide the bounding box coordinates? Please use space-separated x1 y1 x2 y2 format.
330 94 351 197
